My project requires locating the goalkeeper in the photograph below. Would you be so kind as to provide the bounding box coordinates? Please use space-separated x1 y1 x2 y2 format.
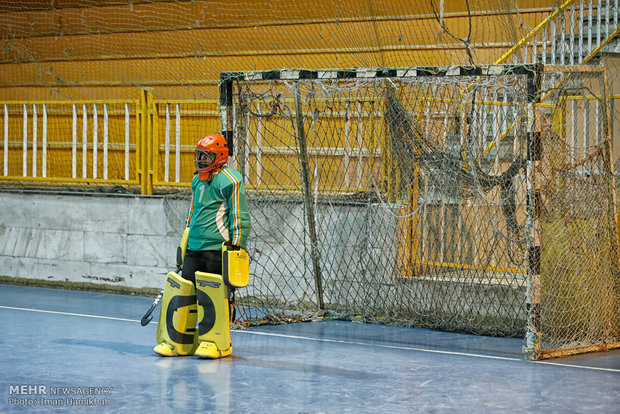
154 133 251 359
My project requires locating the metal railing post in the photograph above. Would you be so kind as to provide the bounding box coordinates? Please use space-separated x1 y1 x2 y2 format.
138 90 148 194
146 92 154 195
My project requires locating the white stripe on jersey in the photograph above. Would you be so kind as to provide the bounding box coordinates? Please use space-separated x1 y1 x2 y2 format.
221 167 241 245
216 201 229 241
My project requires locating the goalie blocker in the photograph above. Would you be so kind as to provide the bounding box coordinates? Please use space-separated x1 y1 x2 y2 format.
154 239 249 358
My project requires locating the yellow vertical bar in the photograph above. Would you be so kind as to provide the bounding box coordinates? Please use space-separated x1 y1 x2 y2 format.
407 167 420 277
138 91 143 194
152 97 160 188
135 94 142 192
146 91 154 195
551 96 566 138
138 90 148 195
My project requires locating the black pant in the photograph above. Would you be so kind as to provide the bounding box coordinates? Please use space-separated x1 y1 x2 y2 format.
182 249 236 321
181 249 222 285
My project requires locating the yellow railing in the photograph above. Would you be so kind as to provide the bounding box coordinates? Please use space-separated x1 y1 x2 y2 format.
149 96 221 190
0 97 144 190
0 92 223 194
2 90 619 195
495 0 576 65
0 91 384 195
496 0 618 66
488 0 618 157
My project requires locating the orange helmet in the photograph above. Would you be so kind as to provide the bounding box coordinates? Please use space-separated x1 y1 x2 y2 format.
195 133 228 180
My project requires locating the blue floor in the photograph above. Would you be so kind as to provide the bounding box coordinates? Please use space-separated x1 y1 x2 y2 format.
0 285 618 413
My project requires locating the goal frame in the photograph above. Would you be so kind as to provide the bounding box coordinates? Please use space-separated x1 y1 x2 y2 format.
218 64 619 360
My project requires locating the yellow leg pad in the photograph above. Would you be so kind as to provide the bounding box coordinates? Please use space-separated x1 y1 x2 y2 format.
155 272 199 356
195 271 231 356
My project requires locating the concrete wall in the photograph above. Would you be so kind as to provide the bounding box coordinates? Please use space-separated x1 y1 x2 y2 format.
0 189 403 297
0 190 525 335
0 191 399 295
0 191 184 289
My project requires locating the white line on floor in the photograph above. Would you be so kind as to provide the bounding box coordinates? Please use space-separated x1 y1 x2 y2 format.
1 304 618 373
0 305 140 323
235 330 620 373
234 329 523 361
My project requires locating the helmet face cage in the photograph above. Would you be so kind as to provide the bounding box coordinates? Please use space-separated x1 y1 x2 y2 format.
195 133 229 180
195 149 217 171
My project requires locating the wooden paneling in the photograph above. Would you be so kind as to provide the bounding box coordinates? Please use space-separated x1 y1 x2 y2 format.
0 1 556 101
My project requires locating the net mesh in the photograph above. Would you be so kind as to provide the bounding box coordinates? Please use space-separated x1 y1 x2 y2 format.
533 68 620 358
232 68 532 335
226 65 619 359
0 0 554 101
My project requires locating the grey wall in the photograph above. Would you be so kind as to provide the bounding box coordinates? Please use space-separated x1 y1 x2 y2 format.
0 191 186 289
0 190 525 335
0 190 399 299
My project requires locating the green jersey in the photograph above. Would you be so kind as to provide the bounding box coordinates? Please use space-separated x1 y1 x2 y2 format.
187 166 251 251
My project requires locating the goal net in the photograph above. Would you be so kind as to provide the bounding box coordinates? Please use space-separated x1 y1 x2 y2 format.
532 66 620 359
223 64 619 360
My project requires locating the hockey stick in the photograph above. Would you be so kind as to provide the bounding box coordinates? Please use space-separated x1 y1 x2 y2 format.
140 288 164 326
140 266 181 326
141 260 186 325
